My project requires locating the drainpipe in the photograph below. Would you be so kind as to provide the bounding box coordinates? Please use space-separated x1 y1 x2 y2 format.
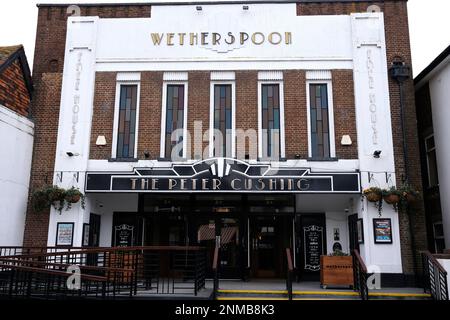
389 61 419 285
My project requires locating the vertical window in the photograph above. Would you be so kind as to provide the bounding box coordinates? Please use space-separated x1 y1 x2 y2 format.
164 85 185 159
433 222 445 253
425 135 439 187
309 84 330 159
213 84 232 157
261 84 281 159
116 85 138 158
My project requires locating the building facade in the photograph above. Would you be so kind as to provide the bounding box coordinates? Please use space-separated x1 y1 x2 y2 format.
25 0 427 285
0 45 34 246
415 45 450 253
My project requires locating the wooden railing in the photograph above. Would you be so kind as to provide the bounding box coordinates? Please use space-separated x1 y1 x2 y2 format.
0 246 207 299
212 246 220 300
352 249 369 300
285 248 294 300
422 251 449 300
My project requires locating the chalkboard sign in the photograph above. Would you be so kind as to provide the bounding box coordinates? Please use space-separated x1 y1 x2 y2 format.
303 225 324 271
114 224 135 247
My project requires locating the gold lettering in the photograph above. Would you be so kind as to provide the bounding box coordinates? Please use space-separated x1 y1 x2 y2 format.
167 33 175 46
279 178 285 191
192 179 197 190
297 179 310 191
190 33 198 45
201 32 208 45
285 32 292 45
240 32 249 45
225 32 235 45
251 32 265 45
288 179 293 190
152 179 159 190
268 32 282 45
141 179 149 190
212 179 221 190
231 179 241 190
212 33 221 45
244 179 252 190
151 33 164 45
178 33 186 45
256 179 265 191
169 179 177 190
130 178 137 190
269 179 277 190
180 179 187 190
202 179 208 190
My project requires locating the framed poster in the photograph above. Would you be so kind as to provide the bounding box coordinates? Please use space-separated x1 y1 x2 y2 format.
82 223 90 247
373 218 393 244
56 222 74 247
357 219 364 244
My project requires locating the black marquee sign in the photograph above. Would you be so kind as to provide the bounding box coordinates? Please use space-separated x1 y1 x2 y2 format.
85 158 360 193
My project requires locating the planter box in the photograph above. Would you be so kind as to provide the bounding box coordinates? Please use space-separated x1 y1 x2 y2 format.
320 255 354 288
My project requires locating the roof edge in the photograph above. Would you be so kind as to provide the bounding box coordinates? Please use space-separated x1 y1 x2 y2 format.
414 44 450 86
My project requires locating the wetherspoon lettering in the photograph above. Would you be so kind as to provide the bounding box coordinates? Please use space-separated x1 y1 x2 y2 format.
70 51 82 145
151 32 292 46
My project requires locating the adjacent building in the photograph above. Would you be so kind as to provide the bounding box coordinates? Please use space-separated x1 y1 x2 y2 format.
415 45 450 253
23 0 428 286
0 45 34 246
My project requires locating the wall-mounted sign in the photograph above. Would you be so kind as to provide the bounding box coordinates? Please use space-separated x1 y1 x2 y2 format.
303 225 324 272
86 158 360 193
373 218 392 244
114 224 135 247
56 222 74 247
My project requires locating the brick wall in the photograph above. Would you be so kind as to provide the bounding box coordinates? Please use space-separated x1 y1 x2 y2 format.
0 60 31 117
23 4 153 246
298 0 428 276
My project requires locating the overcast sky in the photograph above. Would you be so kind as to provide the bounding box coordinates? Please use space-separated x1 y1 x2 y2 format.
0 0 449 77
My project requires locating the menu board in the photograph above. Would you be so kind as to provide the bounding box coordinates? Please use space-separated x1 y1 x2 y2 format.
303 225 324 271
114 224 135 247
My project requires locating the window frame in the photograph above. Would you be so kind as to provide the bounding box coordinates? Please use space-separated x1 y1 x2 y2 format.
306 79 336 159
111 81 141 159
209 81 236 158
424 133 439 188
160 81 189 160
257 80 286 160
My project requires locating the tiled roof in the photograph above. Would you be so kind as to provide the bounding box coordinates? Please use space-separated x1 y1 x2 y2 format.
0 45 22 67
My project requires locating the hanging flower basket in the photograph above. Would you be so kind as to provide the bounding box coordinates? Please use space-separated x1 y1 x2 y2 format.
363 187 382 203
47 186 66 203
398 184 421 209
382 188 402 205
64 187 86 210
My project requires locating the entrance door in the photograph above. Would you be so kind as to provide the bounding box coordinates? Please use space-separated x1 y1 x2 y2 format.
88 214 101 247
298 214 327 281
251 216 289 278
218 217 241 279
348 214 360 253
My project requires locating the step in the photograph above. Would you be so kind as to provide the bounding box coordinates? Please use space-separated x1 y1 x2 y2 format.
216 289 431 300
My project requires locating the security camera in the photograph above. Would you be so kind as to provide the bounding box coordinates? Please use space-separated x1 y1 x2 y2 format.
66 152 74 157
373 150 382 158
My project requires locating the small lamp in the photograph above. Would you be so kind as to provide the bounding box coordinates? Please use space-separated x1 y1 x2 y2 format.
96 135 107 147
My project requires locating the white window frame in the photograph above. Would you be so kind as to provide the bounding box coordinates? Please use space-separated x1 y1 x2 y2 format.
306 79 336 159
425 133 439 188
257 80 286 159
111 80 141 159
160 81 189 160
209 81 236 158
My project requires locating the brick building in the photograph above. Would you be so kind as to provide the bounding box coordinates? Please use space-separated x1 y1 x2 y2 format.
0 45 34 246
24 0 427 286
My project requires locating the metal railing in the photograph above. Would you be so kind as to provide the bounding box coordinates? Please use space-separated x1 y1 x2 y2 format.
212 246 220 300
0 246 207 299
352 249 369 300
422 251 449 300
285 248 293 300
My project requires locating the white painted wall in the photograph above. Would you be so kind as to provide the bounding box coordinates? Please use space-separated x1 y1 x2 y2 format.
0 105 34 246
429 62 450 249
326 212 350 255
